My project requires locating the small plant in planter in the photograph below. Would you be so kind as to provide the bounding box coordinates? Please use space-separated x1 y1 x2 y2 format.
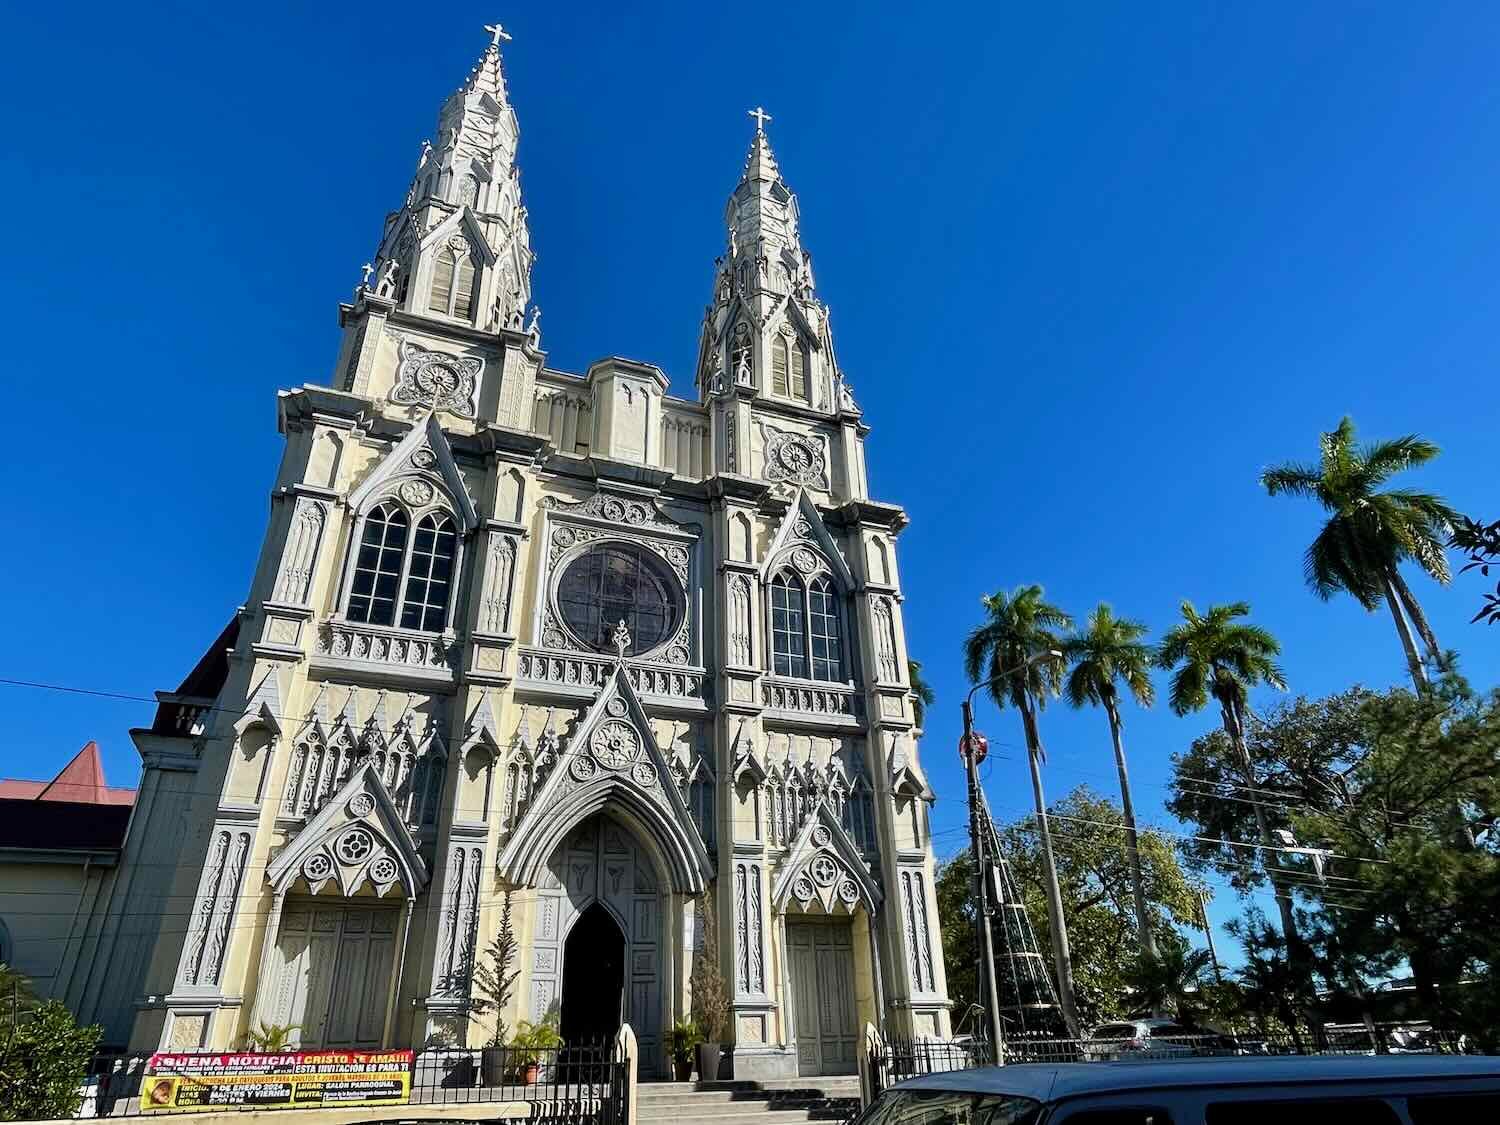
668 1019 699 1082
240 1022 300 1051
690 891 732 1082
510 1013 564 1084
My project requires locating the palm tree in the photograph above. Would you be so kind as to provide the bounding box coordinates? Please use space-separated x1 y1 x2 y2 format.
1063 604 1158 961
908 659 935 729
1261 417 1459 689
1123 945 1214 1020
1155 602 1303 969
963 584 1080 1037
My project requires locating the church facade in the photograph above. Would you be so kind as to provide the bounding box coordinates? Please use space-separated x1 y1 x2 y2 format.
67 29 950 1078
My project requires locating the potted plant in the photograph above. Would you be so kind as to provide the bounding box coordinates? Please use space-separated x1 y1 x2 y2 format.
510 1012 564 1084
690 891 732 1082
469 892 522 1085
239 1022 299 1052
669 1019 699 1082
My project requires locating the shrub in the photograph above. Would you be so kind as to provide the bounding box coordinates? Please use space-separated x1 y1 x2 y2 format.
0 999 102 1121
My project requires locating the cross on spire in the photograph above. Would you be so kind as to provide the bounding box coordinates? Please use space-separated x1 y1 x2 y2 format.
748 106 773 134
483 22 511 48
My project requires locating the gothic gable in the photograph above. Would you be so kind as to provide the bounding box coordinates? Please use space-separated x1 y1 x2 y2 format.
496 663 712 893
771 799 881 916
420 207 498 267
266 760 429 898
347 412 479 531
760 487 855 590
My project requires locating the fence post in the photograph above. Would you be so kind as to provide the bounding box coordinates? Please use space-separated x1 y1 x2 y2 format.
616 1023 638 1125
857 1022 881 1108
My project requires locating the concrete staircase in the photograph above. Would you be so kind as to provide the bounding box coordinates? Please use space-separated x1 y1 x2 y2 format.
637 1077 863 1125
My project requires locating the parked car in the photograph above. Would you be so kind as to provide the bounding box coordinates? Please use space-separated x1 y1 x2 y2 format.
1086 1020 1200 1062
857 1055 1500 1125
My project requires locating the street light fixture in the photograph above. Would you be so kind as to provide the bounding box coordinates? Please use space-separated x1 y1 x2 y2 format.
959 648 1063 1063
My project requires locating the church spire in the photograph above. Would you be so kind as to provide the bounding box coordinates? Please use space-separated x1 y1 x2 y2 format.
696 111 851 415
363 25 534 333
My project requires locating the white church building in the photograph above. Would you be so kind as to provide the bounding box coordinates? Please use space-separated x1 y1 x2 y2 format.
49 26 951 1079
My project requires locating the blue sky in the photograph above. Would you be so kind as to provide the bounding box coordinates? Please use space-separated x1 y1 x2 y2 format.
2 3 1497 963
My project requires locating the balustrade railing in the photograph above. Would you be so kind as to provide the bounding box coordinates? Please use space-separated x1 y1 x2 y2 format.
517 648 707 701
761 677 865 719
316 621 456 672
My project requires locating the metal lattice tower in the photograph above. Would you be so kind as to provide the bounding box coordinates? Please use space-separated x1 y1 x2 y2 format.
978 788 1066 1037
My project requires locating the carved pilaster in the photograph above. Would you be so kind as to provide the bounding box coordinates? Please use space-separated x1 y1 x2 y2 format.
271 497 327 606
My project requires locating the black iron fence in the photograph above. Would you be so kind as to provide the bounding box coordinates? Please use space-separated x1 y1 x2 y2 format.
79 1041 628 1123
862 1024 1478 1104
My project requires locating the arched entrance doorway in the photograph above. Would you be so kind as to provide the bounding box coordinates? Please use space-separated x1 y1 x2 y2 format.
528 814 668 1074
560 903 625 1044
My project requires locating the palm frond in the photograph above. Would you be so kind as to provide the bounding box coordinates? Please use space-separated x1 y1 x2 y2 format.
1361 434 1440 486
1260 462 1324 499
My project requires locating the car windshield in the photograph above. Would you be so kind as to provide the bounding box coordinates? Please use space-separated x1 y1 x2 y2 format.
863 1089 1041 1125
1092 1024 1139 1038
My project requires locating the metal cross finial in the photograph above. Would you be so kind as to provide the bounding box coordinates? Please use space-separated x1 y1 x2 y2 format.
484 22 511 47
748 106 773 134
613 618 632 660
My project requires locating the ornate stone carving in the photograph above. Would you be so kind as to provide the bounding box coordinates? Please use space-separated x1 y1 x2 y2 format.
478 533 517 635
347 793 375 819
792 547 819 574
180 825 253 988
540 490 690 536
873 596 900 683
591 721 640 771
271 497 326 605
729 575 752 667
399 478 435 506
762 427 828 488
335 827 375 864
391 338 482 419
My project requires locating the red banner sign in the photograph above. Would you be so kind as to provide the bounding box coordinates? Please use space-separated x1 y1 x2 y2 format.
140 1049 413 1113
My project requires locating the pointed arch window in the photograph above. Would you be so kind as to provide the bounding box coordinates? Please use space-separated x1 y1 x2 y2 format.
771 335 790 397
770 572 807 677
771 332 809 402
808 576 844 681
770 569 848 682
400 513 458 631
346 502 459 631
348 503 409 626
789 340 808 402
429 239 479 320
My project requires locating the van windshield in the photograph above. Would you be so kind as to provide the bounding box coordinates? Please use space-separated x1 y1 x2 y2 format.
862 1089 1041 1125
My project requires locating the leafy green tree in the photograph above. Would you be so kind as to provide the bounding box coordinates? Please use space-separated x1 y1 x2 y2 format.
0 1000 101 1121
1156 602 1304 970
1062 604 1158 959
1167 690 1373 895
1451 514 1500 625
1290 677 1500 1034
908 660 936 728
995 787 1200 1030
1229 910 1313 1048
963 584 1079 1035
1122 946 1214 1020
1262 417 1459 688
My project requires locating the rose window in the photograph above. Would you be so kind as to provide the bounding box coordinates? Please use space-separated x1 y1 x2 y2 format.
555 542 683 656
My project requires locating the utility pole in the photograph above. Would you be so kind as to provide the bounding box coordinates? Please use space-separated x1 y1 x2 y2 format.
960 699 1005 1063
1196 887 1223 985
